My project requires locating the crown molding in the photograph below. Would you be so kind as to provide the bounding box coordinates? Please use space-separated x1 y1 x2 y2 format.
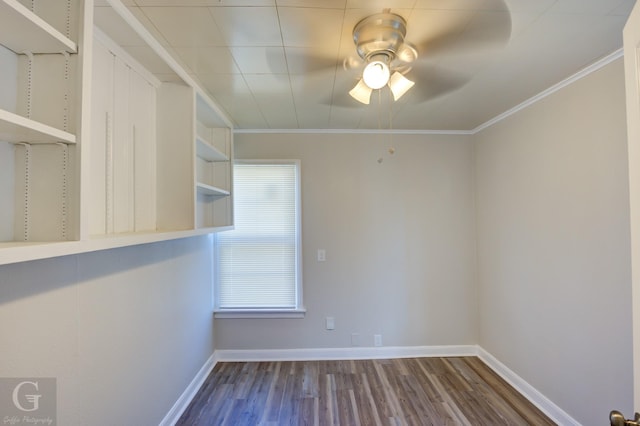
234 128 473 136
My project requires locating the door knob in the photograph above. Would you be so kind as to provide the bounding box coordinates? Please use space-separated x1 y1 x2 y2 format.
611 410 640 426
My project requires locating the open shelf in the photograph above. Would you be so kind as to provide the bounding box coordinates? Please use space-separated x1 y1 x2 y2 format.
0 0 77 54
196 137 228 162
196 182 230 197
0 109 76 144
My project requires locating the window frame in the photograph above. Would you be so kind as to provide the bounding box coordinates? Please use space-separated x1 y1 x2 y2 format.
213 159 305 319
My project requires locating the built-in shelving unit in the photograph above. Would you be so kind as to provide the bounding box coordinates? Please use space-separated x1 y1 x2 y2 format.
195 95 233 229
0 0 83 248
0 0 234 265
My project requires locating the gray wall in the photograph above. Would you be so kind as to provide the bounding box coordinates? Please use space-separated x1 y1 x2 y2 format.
474 59 633 424
0 236 215 426
217 132 478 349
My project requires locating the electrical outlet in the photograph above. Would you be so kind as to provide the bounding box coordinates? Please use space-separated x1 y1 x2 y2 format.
351 333 360 346
326 317 335 330
374 334 382 347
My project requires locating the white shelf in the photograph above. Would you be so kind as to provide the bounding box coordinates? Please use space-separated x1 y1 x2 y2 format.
196 136 228 162
0 227 234 266
196 182 230 197
0 0 77 54
0 109 76 144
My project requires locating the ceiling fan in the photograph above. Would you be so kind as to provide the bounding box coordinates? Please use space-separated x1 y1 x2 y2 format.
347 11 418 105
338 6 512 106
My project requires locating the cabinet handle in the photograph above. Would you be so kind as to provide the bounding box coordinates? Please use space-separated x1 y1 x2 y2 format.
132 124 136 232
105 111 113 234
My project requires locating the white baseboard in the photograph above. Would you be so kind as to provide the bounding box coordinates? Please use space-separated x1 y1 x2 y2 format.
161 346 580 426
214 345 478 362
477 347 580 426
159 352 218 426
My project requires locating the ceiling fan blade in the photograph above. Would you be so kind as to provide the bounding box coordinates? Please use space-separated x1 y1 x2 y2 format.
403 63 470 103
267 49 338 75
411 5 511 59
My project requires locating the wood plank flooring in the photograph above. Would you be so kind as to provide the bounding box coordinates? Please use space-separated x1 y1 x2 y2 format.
176 357 555 425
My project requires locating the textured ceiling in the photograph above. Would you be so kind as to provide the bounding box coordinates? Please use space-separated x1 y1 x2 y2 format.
96 0 634 131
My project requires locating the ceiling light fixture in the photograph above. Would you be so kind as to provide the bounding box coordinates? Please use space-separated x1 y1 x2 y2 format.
348 12 416 105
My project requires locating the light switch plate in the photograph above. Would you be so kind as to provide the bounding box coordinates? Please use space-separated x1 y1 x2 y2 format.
317 249 326 262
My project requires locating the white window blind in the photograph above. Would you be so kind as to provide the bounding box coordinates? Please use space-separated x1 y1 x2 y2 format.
215 161 302 310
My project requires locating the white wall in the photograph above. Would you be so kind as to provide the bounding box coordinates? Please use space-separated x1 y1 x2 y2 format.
216 132 478 350
475 58 633 425
0 236 215 425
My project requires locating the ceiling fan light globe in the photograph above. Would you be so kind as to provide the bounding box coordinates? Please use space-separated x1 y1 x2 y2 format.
389 71 415 101
363 61 390 89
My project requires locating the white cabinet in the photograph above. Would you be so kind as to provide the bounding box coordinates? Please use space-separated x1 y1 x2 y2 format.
0 0 234 265
90 33 157 236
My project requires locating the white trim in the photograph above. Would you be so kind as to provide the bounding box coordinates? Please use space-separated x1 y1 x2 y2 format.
234 128 474 136
159 352 218 426
214 308 306 319
214 345 478 362
0 227 231 266
233 48 623 137
477 347 581 426
214 160 304 313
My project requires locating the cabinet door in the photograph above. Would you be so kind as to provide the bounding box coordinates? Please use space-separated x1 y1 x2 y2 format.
129 68 156 232
90 37 158 235
89 38 114 235
112 55 133 234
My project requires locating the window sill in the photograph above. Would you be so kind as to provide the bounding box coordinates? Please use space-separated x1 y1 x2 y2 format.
214 308 306 319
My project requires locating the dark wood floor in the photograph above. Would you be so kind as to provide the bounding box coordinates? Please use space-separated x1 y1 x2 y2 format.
176 357 555 425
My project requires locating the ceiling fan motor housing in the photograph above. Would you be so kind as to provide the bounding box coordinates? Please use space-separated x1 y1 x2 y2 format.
353 12 407 61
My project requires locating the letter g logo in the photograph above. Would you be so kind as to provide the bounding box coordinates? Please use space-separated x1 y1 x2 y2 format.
12 381 41 412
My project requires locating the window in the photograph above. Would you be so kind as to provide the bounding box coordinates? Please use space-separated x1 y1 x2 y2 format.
214 160 304 318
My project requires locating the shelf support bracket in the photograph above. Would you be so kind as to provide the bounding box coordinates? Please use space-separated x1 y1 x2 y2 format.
17 143 31 241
